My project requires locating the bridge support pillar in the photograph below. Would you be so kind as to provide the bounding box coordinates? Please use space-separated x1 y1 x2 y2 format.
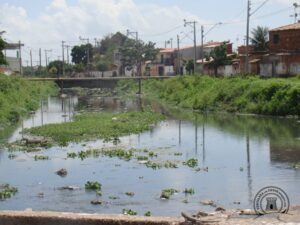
137 77 141 95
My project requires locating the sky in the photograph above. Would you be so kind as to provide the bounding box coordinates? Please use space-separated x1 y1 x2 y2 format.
0 0 299 65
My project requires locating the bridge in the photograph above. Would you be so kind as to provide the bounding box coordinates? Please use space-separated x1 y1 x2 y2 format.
28 76 174 92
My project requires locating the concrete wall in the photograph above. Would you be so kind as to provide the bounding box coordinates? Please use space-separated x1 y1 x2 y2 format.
5 57 20 72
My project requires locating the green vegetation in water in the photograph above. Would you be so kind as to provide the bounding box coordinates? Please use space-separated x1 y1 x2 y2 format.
292 164 300 169
137 156 148 161
0 74 57 127
160 188 179 199
117 76 300 116
148 151 158 157
183 158 198 168
122 208 137 216
109 196 120 200
145 161 162 170
183 188 195 195
85 181 102 191
34 155 49 161
144 211 151 217
0 184 18 200
26 111 164 146
174 152 183 156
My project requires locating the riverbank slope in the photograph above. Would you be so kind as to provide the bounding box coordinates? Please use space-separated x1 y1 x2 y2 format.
0 74 57 127
118 76 300 116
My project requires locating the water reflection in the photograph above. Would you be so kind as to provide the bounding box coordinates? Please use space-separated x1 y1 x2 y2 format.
0 93 299 215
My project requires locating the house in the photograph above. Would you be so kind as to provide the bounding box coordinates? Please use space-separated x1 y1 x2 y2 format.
260 21 300 76
145 48 176 76
195 42 234 76
146 41 233 76
238 21 300 76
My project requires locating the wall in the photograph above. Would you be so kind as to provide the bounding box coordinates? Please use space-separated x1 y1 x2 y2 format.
269 29 300 53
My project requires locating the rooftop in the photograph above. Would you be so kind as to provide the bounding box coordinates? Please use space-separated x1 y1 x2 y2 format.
270 22 300 32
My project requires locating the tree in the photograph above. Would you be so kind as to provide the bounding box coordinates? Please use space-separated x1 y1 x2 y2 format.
119 39 158 76
251 26 269 51
96 60 109 77
47 60 65 76
71 44 93 65
209 43 230 76
185 59 194 75
0 37 7 65
100 32 127 54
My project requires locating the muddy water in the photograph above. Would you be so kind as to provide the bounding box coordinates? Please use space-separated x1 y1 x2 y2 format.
0 93 299 216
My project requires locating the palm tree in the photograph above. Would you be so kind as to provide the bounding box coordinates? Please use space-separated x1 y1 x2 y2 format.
251 26 269 51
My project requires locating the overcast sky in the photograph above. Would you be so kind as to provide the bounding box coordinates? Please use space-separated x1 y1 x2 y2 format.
0 0 299 65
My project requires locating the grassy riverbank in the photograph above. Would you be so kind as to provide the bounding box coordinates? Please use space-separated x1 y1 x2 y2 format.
0 74 57 127
118 76 300 116
26 111 164 146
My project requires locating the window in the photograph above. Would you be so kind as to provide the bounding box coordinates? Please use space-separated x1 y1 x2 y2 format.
273 34 280 44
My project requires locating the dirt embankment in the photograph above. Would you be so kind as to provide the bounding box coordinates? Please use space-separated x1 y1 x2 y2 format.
1 206 300 225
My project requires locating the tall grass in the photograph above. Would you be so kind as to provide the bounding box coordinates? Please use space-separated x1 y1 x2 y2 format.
0 74 57 127
118 76 300 116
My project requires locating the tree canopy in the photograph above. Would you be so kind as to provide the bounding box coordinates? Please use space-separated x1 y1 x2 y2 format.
71 43 93 65
119 38 158 75
209 43 230 76
0 37 7 65
251 26 269 51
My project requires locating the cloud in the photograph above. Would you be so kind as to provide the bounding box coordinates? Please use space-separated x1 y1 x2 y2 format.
1 0 207 56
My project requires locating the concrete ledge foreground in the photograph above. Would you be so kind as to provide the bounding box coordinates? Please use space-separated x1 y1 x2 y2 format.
0 210 183 225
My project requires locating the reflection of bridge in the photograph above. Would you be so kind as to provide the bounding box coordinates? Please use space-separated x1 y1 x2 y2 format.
28 76 174 91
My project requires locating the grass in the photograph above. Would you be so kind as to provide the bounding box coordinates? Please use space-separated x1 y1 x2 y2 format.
117 76 300 116
0 74 57 127
25 111 164 146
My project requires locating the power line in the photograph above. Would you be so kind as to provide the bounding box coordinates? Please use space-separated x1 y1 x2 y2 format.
251 0 270 16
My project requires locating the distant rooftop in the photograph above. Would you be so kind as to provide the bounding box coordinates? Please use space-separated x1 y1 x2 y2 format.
270 21 300 32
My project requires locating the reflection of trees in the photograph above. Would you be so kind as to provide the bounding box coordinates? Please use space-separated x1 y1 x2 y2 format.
166 107 299 142
164 106 300 164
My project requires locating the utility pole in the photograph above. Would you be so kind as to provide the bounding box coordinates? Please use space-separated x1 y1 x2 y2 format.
127 29 138 41
30 49 33 76
39 48 42 68
177 35 181 75
18 40 23 76
65 45 70 64
45 49 52 67
62 41 65 77
245 0 251 74
291 3 300 23
127 29 141 93
201 25 204 73
184 19 197 74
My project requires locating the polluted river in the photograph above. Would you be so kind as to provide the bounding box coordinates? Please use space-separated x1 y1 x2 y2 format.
0 90 300 217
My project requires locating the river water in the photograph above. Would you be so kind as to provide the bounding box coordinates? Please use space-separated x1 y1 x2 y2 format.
0 93 299 216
